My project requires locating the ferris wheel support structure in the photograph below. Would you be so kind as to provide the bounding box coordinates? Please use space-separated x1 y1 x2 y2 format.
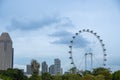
69 29 107 72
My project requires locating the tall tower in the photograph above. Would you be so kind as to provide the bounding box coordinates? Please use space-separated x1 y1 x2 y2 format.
49 64 55 75
0 32 14 70
41 61 48 73
54 58 61 74
26 65 32 74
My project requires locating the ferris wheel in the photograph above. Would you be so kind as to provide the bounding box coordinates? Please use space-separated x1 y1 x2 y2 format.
69 29 107 72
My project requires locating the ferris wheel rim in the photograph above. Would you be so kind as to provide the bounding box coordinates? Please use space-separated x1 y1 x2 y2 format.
69 29 107 71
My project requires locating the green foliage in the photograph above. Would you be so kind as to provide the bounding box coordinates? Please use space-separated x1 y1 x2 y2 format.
29 59 41 80
0 69 27 80
52 76 62 80
92 67 112 80
62 73 82 80
82 74 95 80
95 75 105 80
52 74 62 80
0 75 12 80
31 59 40 75
1 67 120 80
82 70 92 76
29 74 41 80
42 73 52 80
82 74 105 80
112 70 120 80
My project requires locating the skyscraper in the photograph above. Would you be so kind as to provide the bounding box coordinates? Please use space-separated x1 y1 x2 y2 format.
49 64 55 75
41 61 48 73
54 58 61 74
26 65 32 74
0 32 14 70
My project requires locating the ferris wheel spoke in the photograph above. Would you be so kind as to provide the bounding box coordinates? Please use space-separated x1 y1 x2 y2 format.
69 29 107 73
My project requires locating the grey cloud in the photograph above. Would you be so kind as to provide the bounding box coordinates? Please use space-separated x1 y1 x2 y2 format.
55 17 74 29
50 31 73 45
6 16 60 31
71 35 90 48
6 16 73 31
49 30 72 38
50 31 90 48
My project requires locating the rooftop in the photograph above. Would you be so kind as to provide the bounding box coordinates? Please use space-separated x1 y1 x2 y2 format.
0 32 12 42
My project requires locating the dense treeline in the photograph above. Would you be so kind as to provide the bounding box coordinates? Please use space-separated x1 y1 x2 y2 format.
0 60 120 80
0 67 120 80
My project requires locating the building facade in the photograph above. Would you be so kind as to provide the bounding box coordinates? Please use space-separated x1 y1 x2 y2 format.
49 64 55 75
41 61 48 73
26 65 32 74
0 32 14 70
54 58 61 74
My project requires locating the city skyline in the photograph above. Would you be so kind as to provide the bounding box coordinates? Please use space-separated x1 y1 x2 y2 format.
26 58 62 75
0 0 120 72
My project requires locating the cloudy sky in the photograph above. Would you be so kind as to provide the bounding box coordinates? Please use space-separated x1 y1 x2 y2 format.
0 0 120 72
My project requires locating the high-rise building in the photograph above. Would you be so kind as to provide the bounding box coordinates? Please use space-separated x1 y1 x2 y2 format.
49 64 55 75
0 32 14 70
26 65 32 74
54 58 61 74
60 68 63 75
41 61 48 73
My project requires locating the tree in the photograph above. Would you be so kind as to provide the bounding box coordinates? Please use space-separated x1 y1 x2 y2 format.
31 59 40 75
82 74 95 80
29 75 41 80
92 67 112 80
52 73 62 80
0 75 12 80
112 70 120 80
95 75 105 80
30 59 40 80
62 73 81 80
82 70 92 76
0 69 27 80
42 73 52 80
